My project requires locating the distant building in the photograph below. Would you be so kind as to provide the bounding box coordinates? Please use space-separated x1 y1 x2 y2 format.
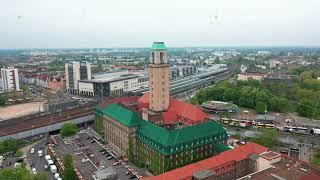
270 60 281 69
79 74 148 97
237 73 266 81
1 67 20 92
263 72 293 85
65 61 91 94
21 73 64 91
240 64 247 73
169 65 197 80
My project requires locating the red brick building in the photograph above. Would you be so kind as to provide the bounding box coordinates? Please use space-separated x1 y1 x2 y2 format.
143 143 269 180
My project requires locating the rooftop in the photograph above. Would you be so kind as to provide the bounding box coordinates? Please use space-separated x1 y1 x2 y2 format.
240 156 320 180
96 102 227 154
151 42 166 51
96 104 140 127
138 93 207 125
80 74 139 83
143 143 268 180
137 120 227 148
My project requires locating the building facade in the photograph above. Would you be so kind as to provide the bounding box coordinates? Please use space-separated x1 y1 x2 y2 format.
148 42 170 112
237 73 266 81
94 42 228 175
79 75 148 97
21 74 64 91
169 66 197 80
65 61 91 94
95 103 227 175
145 143 270 180
1 67 20 92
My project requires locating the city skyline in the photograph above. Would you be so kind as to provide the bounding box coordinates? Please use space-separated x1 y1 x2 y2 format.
1 0 320 48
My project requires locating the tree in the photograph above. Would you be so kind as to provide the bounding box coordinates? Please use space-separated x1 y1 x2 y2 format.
251 129 279 149
0 139 27 154
255 101 266 114
0 94 5 106
63 154 76 180
0 167 47 180
313 147 320 166
233 132 241 140
33 172 48 180
60 123 77 137
0 167 32 180
16 149 24 157
297 99 315 117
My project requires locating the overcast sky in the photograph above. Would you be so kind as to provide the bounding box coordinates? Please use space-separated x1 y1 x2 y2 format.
1 0 320 48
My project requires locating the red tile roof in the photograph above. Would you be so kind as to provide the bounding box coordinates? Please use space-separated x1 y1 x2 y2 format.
161 112 177 124
143 143 268 180
97 96 139 109
168 99 207 124
299 173 320 180
138 93 207 125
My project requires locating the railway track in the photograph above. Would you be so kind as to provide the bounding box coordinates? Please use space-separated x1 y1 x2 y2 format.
0 106 95 137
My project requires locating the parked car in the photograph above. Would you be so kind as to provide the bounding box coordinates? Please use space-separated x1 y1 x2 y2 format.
113 162 119 166
30 148 35 154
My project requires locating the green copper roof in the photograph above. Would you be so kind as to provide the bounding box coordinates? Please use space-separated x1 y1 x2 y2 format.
214 143 231 153
96 103 227 155
151 42 166 51
96 104 140 127
137 120 227 154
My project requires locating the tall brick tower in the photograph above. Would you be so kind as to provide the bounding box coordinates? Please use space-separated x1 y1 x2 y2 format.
148 42 170 112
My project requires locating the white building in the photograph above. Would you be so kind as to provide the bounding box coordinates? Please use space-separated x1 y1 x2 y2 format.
79 74 148 97
237 73 266 81
1 67 20 92
65 61 91 94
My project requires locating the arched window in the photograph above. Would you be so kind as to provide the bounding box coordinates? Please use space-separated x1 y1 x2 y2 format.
151 52 155 63
160 52 164 63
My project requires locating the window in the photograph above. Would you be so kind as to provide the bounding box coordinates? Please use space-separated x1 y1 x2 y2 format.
151 52 155 63
160 52 164 63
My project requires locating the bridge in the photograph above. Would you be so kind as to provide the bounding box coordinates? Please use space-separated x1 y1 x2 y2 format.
0 105 95 140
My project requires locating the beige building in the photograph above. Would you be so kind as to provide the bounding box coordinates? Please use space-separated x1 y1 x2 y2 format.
65 61 91 94
148 42 170 112
104 114 137 156
237 73 266 81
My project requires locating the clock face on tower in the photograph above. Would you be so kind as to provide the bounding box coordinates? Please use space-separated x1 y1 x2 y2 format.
149 42 170 112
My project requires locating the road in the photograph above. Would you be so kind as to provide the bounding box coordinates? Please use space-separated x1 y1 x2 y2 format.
225 126 320 145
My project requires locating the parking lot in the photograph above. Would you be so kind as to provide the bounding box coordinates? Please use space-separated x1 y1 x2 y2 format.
26 137 55 180
51 129 138 180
